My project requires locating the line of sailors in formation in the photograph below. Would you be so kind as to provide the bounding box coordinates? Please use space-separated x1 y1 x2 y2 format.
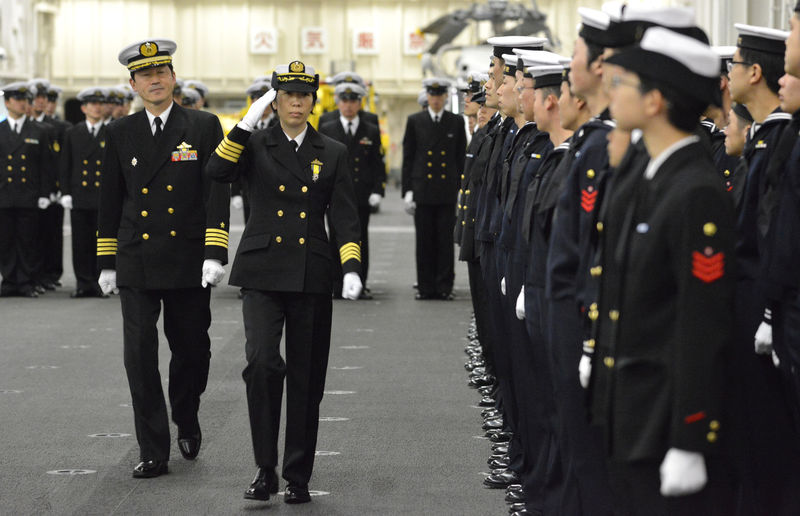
454 3 800 515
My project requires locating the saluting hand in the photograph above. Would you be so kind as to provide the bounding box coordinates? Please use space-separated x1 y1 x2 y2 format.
238 89 277 132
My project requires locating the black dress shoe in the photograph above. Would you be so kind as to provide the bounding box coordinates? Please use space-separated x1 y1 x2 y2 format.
483 469 520 489
70 289 93 298
438 292 454 300
244 467 279 500
284 484 311 504
505 483 523 493
132 460 168 478
42 281 56 291
511 510 533 516
489 431 512 443
508 502 527 513
478 396 495 407
34 285 46 294
492 443 509 455
482 418 504 431
490 457 511 469
358 290 374 300
505 488 527 503
177 429 201 460
415 292 433 300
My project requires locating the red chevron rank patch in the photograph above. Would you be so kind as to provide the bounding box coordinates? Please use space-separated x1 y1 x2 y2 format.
581 186 597 212
692 247 724 283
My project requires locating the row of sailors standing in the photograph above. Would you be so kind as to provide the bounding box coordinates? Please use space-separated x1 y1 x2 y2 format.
455 3 800 515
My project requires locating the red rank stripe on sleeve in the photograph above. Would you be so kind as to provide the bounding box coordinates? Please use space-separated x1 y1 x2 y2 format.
692 251 724 283
684 411 707 424
581 188 598 212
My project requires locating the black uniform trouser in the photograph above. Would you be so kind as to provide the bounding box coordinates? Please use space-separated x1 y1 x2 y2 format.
774 291 800 432
119 286 211 461
467 259 495 375
40 203 64 283
330 204 371 294
414 204 455 296
241 289 332 487
0 207 40 294
547 297 614 516
70 208 100 293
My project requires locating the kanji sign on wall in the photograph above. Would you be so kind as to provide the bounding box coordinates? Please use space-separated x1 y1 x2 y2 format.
250 28 278 55
353 28 379 55
301 27 328 55
404 28 427 55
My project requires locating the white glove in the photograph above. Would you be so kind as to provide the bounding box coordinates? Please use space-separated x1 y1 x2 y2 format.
238 89 277 132
579 353 592 389
37 197 51 209
60 194 73 210
342 272 363 300
49 192 58 202
368 193 382 208
659 448 708 497
231 195 244 210
515 287 526 320
201 259 225 288
772 350 781 368
404 191 416 215
500 277 506 296
99 269 117 295
754 309 773 355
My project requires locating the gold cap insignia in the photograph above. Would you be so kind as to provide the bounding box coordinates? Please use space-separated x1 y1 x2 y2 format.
290 61 305 73
140 42 159 57
345 75 353 81
432 82 440 88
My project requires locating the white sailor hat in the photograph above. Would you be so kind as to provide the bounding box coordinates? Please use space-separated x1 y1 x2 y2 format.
246 80 272 99
501 54 519 76
464 71 488 93
2 81 31 100
115 83 135 101
183 80 209 98
118 39 177 72
559 57 573 83
329 71 366 87
606 26 720 106
527 65 566 89
271 61 320 93
735 23 789 55
29 78 50 96
578 7 612 46
607 6 708 47
513 49 564 77
417 89 429 107
335 82 367 100
423 77 451 94
180 87 201 106
46 85 63 101
713 46 737 74
487 36 547 59
76 87 108 103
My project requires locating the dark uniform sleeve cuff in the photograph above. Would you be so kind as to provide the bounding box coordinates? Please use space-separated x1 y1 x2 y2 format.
339 242 361 274
213 126 250 164
96 237 118 270
204 226 229 265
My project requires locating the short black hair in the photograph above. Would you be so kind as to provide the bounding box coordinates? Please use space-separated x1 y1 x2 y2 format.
538 85 562 100
130 63 174 80
639 76 706 132
740 47 783 95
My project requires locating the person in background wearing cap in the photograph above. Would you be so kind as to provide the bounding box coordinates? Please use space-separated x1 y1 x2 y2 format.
179 87 201 110
318 71 379 128
588 26 736 513
319 82 385 300
0 82 55 297
723 103 753 163
113 85 134 119
100 89 116 125
30 78 70 292
205 60 362 504
58 88 109 298
416 89 428 110
726 23 800 515
401 77 466 301
97 38 230 479
45 85 64 120
702 47 740 193
183 80 209 110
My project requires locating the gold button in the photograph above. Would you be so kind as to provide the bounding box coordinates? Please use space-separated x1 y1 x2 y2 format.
141 210 148 217
6 154 10 159
6 166 11 171
95 171 101 176
441 174 446 179
354 177 359 182
465 189 470 194
168 208 174 214
441 151 446 156
427 162 432 167
96 160 101 165
142 233 149 240
586 169 595 179
707 431 717 443
20 166 25 171
596 222 604 232
427 174 433 179
441 163 446 167
83 159 88 165
354 167 359 172
21 177 26 183
462 221 466 226
461 174 465 180
170 230 176 237
94 181 100 187
300 212 306 219
703 222 717 237
279 185 286 192
299 238 305 245
710 420 720 431
167 185 173 191
591 266 603 277
604 357 615 368
142 187 148 194
6 177 11 183
355 157 360 162
277 210 284 217
588 310 599 321
20 154 25 160
724 169 730 177
586 339 596 348
427 151 432 156
82 181 87 186
462 205 468 210
590 302 598 310
609 310 620 321
301 186 308 193
82 170 88 176
275 236 282 243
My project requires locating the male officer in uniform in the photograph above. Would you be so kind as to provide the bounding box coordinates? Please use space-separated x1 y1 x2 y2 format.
0 81 53 297
59 88 109 298
206 60 362 504
97 38 230 478
45 85 64 119
319 82 385 299
183 80 209 109
402 77 466 299
318 71 379 128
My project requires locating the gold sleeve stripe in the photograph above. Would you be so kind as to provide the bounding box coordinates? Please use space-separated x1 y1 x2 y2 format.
222 136 244 151
219 142 243 156
215 146 239 163
97 238 118 243
205 241 228 248
97 251 117 256
205 237 229 246
206 228 230 237
97 245 118 250
339 242 361 263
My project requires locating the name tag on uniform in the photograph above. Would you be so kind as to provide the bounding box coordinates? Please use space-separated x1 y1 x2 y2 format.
359 137 373 145
755 140 767 149
171 141 198 161
24 138 39 144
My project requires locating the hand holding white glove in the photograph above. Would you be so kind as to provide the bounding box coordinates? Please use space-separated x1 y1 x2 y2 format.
342 272 363 300
37 197 51 210
368 193 382 208
404 191 416 215
515 287 526 320
500 277 506 296
659 448 707 496
231 195 244 210
60 194 73 210
238 89 277 132
579 353 592 389
201 259 225 288
772 350 781 368
754 308 773 355
99 269 117 295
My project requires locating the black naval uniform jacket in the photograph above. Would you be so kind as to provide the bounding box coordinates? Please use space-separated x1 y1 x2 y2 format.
97 104 230 288
59 123 106 210
318 118 385 206
401 110 467 205
206 123 361 294
588 139 735 461
0 118 54 207
319 109 379 129
455 121 492 254
700 118 738 193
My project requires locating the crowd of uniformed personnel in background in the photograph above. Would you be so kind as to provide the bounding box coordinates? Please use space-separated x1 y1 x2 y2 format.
449 3 800 515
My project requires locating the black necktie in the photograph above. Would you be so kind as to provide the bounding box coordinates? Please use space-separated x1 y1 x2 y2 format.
434 115 440 124
91 125 97 138
154 116 163 140
348 121 354 137
290 140 298 151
